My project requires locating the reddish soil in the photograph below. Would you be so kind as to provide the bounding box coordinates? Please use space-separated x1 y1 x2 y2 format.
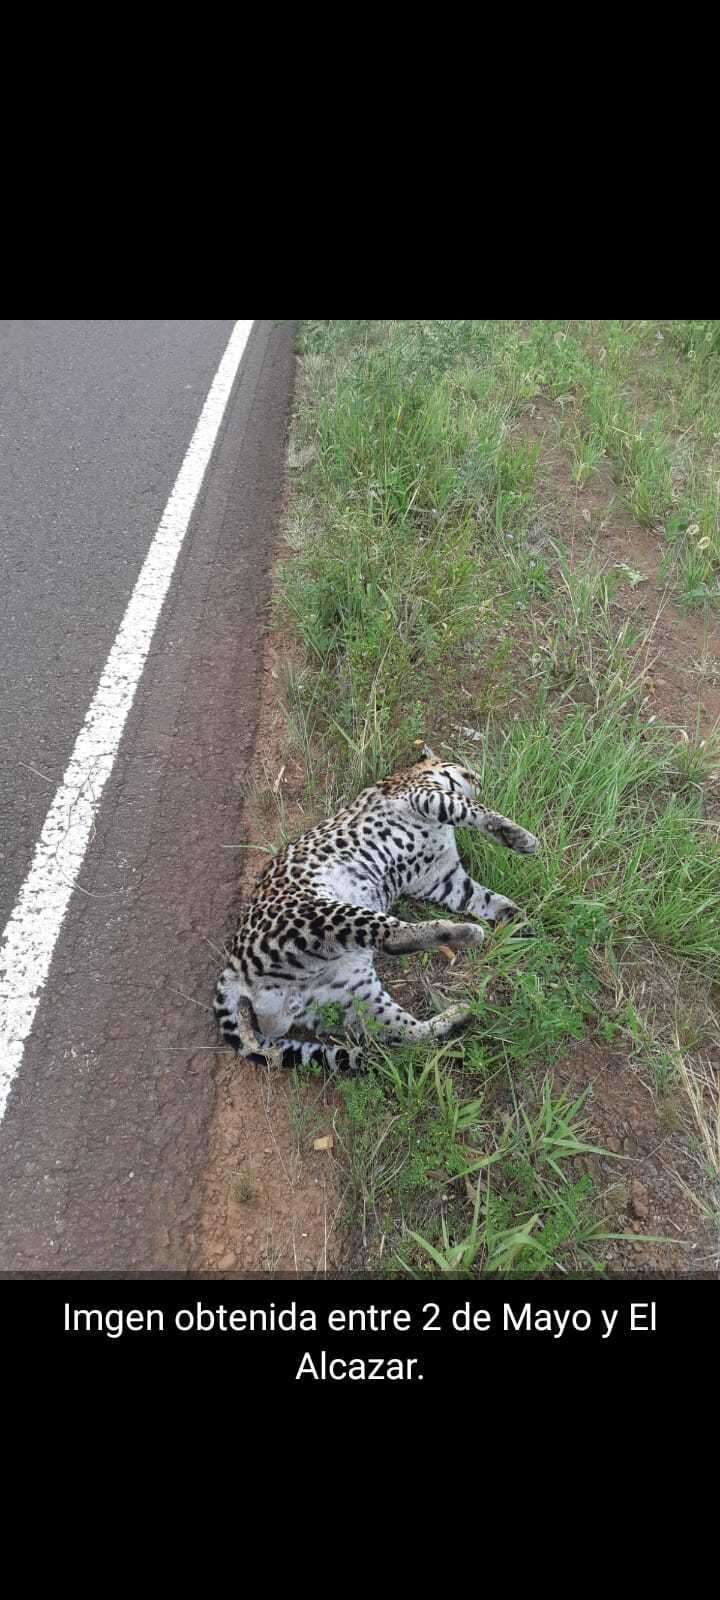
521 395 720 737
514 395 720 1272
553 1038 716 1274
199 486 346 1274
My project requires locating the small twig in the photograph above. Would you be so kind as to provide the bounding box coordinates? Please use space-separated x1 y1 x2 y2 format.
221 843 275 854
168 985 214 1014
167 1046 232 1053
53 866 127 902
16 758 55 785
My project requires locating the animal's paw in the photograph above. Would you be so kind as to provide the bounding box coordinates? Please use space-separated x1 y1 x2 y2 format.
496 822 538 854
243 1042 284 1070
510 826 539 855
491 897 521 926
433 1003 474 1039
443 921 485 948
492 900 535 936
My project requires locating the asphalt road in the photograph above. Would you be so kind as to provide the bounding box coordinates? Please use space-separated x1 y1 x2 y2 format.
0 319 297 1270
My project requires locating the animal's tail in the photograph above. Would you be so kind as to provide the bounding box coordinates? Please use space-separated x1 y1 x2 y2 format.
222 1025 364 1075
256 1037 364 1073
214 995 363 1073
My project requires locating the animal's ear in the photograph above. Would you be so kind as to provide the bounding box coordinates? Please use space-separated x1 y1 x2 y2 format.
422 743 436 760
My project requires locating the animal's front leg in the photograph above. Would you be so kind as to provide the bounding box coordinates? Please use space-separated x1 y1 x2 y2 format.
408 788 539 854
380 917 486 955
415 853 528 930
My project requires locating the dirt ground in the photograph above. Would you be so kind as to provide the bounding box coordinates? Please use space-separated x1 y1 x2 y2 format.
516 397 720 1272
198 452 347 1273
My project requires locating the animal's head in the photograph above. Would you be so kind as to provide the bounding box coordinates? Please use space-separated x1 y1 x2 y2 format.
408 742 481 793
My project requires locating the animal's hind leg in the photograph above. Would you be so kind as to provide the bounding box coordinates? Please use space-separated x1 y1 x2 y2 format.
313 963 472 1044
214 967 261 1054
345 978 472 1043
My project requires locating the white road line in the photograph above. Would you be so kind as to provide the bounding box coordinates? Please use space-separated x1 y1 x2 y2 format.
0 319 255 1119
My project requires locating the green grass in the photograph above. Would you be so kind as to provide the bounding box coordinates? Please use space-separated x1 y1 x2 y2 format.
277 320 720 1275
335 1062 612 1277
460 707 720 968
516 320 720 606
283 325 546 800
